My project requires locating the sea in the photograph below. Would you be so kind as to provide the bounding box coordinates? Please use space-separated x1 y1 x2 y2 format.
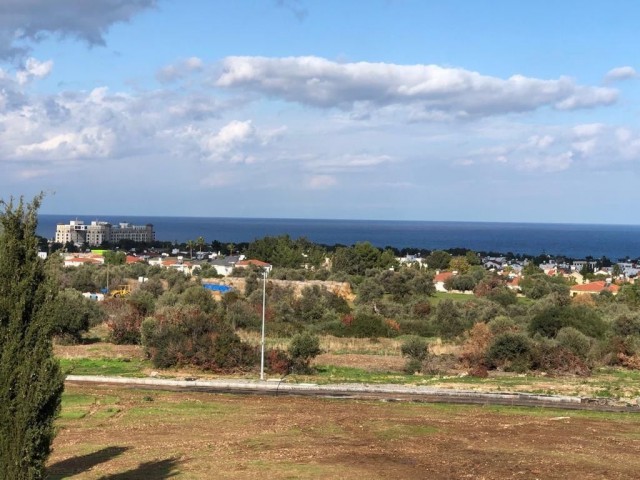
37 215 640 261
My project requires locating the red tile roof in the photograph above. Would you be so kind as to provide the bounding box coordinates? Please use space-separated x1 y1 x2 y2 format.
570 281 620 294
236 259 271 267
434 271 453 282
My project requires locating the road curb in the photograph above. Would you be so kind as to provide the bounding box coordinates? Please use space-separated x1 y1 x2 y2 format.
65 375 640 413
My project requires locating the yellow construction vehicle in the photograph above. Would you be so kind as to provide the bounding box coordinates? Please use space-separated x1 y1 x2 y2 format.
109 284 132 298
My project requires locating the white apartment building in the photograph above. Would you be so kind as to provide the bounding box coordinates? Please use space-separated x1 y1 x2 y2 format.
55 220 155 246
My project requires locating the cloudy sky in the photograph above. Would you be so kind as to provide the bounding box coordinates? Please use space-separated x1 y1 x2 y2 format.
1 0 639 224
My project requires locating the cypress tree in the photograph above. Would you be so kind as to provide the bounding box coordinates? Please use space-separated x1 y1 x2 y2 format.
0 195 64 479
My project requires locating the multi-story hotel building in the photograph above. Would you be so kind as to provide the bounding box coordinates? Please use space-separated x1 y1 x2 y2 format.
55 220 155 246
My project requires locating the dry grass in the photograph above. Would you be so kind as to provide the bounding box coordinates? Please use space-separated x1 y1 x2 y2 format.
48 385 640 479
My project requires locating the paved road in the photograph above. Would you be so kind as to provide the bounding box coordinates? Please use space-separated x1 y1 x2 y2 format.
66 375 640 413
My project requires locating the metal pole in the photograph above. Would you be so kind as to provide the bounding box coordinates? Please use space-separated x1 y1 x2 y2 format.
260 269 267 380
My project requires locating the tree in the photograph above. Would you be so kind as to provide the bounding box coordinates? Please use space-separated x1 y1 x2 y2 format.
196 236 205 253
288 332 322 373
0 196 64 479
450 256 470 274
425 250 451 270
186 240 195 259
103 250 126 265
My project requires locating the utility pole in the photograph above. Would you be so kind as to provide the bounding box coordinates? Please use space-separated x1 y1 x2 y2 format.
260 269 267 380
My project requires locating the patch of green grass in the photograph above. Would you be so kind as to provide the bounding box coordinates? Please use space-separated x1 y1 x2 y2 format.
311 365 415 384
431 292 475 304
59 392 122 421
60 357 149 377
125 399 234 419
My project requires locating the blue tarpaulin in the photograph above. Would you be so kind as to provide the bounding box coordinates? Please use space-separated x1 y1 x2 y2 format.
202 284 233 293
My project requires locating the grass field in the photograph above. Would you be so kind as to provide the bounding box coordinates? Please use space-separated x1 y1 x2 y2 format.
48 385 640 479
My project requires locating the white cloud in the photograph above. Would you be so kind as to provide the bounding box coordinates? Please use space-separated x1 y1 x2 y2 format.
16 57 53 85
157 57 204 83
604 66 638 83
307 175 337 189
519 151 574 173
526 135 554 149
306 153 394 173
0 0 157 59
216 56 618 118
572 123 605 138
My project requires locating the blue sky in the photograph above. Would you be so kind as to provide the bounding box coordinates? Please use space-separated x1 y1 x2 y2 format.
1 0 639 224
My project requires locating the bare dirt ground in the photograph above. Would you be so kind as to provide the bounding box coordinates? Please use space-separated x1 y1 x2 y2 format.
49 385 640 479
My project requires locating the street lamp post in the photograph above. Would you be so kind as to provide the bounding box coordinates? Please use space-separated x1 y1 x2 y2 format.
259 269 267 381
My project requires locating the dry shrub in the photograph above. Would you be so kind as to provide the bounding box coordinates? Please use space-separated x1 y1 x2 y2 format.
266 348 292 375
103 298 143 345
532 343 591 376
572 294 596 307
459 322 493 369
422 353 458 375
468 365 489 378
618 353 640 370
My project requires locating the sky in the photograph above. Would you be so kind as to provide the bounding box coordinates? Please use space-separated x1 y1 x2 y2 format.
1 0 639 224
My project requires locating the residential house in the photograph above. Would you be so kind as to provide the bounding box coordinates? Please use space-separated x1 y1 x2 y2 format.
434 271 453 292
569 280 619 296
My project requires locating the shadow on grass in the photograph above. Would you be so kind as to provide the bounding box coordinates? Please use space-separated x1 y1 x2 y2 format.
98 457 181 479
48 446 130 479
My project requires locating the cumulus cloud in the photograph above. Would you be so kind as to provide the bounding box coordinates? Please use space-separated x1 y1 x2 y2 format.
0 0 157 59
16 57 53 85
216 56 618 118
472 120 640 173
173 120 285 165
604 66 637 83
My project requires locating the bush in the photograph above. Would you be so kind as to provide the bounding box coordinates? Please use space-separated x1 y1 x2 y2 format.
334 312 398 338
288 332 322 374
485 332 532 372
104 298 143 345
400 336 429 361
530 339 590 376
612 314 640 337
401 336 429 374
265 348 292 375
50 289 106 343
459 322 493 369
142 305 257 371
556 327 591 360
108 312 143 345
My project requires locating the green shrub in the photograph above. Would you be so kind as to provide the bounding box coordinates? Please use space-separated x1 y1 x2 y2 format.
142 305 256 371
401 336 429 361
288 332 322 374
401 336 429 374
488 315 517 335
612 314 640 337
50 289 105 343
556 327 591 360
486 332 532 371
334 312 398 338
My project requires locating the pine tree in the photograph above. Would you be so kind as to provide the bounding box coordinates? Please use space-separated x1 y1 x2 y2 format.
0 195 64 480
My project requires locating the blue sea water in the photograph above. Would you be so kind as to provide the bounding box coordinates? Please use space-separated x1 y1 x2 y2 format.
37 214 640 260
